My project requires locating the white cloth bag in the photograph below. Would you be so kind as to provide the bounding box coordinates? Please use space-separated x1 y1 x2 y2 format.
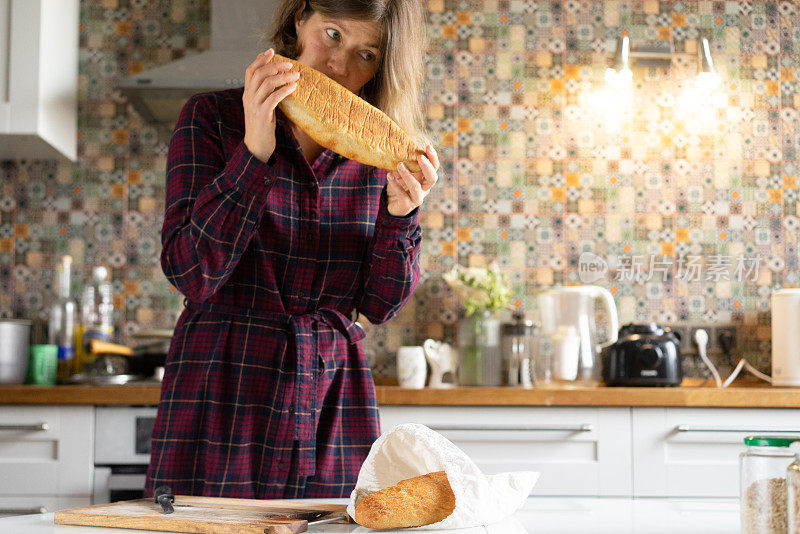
347 423 539 529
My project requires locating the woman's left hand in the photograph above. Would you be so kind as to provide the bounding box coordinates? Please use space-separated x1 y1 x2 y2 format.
386 145 440 217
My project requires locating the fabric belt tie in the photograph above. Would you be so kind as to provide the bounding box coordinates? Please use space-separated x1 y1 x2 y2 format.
185 299 364 344
184 299 365 477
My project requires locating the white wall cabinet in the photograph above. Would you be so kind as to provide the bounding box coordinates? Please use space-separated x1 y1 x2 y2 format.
0 0 79 161
631 407 800 497
380 406 633 496
0 406 93 516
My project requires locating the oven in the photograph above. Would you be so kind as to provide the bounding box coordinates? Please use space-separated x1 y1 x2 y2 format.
93 406 158 504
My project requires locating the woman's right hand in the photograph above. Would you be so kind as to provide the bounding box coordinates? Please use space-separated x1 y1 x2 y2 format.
243 48 300 162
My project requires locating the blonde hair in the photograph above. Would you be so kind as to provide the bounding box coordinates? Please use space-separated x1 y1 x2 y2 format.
267 0 429 146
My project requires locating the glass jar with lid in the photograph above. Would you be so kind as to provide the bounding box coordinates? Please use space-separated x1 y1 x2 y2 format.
788 441 800 534
740 435 799 534
500 312 536 387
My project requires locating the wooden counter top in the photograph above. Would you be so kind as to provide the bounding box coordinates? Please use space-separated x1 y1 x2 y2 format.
0 383 163 405
376 381 800 408
0 378 798 407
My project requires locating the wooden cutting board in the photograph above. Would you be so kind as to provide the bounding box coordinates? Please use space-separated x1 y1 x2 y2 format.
53 495 350 534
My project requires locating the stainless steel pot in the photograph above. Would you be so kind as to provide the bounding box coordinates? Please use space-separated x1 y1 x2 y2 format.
0 319 32 384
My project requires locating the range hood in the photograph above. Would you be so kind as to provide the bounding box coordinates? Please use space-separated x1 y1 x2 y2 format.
118 0 279 125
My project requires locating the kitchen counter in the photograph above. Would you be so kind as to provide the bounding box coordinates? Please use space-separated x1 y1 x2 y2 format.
375 378 799 407
0 497 740 533
0 378 797 407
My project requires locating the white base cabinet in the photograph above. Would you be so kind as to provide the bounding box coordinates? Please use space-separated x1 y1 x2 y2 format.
0 406 93 516
631 407 800 497
0 496 90 518
381 405 800 498
379 406 633 496
2 403 798 505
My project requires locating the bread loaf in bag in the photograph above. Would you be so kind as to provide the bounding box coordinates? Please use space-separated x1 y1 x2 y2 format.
354 470 456 529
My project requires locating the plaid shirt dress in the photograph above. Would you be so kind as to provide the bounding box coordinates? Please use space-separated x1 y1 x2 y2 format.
144 88 421 499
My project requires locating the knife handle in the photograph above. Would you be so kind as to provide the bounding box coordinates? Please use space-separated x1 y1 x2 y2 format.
158 496 174 514
153 485 175 514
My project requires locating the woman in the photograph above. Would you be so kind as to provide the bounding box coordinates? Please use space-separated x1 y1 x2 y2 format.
145 0 438 499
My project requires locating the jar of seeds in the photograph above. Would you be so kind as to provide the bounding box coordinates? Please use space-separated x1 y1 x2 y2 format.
787 441 800 534
741 436 799 534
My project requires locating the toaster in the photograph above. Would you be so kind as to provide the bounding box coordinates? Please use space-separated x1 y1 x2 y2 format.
602 323 682 387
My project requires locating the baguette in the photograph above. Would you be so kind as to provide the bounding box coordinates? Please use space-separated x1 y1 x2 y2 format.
354 470 456 529
270 53 425 172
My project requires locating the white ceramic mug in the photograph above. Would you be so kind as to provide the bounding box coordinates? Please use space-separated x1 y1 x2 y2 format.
397 346 427 389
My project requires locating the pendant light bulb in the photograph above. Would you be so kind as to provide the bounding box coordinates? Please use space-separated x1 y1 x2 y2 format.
605 35 632 89
696 37 721 91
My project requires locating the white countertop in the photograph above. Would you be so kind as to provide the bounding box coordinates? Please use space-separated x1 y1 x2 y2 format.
0 497 741 533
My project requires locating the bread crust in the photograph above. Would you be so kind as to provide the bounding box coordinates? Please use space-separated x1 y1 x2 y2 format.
270 53 425 172
354 471 456 529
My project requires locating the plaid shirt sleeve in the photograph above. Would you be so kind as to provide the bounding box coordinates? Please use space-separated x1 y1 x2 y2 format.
161 94 278 302
356 187 422 324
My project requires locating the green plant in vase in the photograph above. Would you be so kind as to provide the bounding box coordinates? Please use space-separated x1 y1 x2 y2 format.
443 263 512 386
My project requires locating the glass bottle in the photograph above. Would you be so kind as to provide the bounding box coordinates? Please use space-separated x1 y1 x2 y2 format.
75 266 114 373
740 435 797 534
48 255 76 381
788 441 800 534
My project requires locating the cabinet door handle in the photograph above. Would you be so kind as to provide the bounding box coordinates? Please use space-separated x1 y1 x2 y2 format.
0 423 49 432
0 507 47 515
676 425 800 433
430 424 594 432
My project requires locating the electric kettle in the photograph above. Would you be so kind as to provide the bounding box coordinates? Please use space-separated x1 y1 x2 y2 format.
537 285 619 384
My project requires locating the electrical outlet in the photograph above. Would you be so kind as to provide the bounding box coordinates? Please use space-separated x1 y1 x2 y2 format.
665 325 708 355
689 326 713 354
667 325 692 353
666 324 739 357
714 326 737 353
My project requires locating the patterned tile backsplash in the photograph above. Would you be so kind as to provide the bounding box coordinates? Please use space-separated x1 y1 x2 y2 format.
2 0 798 379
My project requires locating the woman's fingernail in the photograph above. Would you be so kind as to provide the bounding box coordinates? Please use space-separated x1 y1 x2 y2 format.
399 163 406 172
